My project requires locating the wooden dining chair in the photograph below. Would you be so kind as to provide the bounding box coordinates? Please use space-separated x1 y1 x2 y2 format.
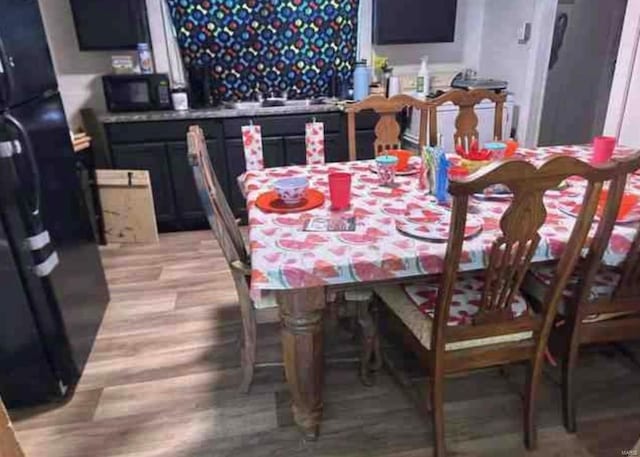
187 125 378 392
346 94 429 161
428 88 507 148
188 125 279 393
1 397 25 457
373 155 631 457
521 151 640 434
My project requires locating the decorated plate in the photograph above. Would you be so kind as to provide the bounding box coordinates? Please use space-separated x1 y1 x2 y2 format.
255 189 325 214
474 180 570 201
369 157 421 176
395 207 483 242
557 192 640 225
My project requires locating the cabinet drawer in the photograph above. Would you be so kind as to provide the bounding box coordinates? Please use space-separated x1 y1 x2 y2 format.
107 120 222 143
223 113 342 138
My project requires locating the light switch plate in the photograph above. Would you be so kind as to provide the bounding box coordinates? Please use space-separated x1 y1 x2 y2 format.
518 22 532 44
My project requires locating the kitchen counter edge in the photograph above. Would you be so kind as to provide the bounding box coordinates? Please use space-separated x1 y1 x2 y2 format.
98 103 345 124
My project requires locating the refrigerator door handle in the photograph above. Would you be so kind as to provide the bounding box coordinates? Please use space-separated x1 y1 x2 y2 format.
4 114 41 216
24 230 51 251
33 251 59 278
0 34 15 106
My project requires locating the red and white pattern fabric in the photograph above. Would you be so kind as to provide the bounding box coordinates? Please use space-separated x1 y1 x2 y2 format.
528 264 620 302
305 122 325 165
242 125 264 171
522 264 629 322
403 275 529 326
238 145 639 296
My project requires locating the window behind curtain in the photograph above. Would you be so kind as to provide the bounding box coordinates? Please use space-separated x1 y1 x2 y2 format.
166 0 359 101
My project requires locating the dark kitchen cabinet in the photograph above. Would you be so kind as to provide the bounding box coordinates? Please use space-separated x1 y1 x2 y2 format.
167 143 204 223
96 110 378 231
110 143 176 224
226 137 284 214
70 0 150 50
104 120 225 231
373 0 457 45
283 133 345 164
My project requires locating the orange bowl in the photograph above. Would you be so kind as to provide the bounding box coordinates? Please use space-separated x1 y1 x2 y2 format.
388 149 412 171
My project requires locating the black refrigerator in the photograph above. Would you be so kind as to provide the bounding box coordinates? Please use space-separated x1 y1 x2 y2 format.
0 0 109 408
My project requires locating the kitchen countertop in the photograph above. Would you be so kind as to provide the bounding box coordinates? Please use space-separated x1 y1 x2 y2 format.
98 101 345 124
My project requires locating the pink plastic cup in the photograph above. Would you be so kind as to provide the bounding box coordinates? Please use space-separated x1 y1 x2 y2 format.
592 136 616 164
328 172 352 210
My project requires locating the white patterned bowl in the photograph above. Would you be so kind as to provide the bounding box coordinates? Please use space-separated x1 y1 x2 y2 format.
274 177 309 206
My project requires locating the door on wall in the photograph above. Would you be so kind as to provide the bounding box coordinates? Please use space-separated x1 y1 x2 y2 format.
538 0 627 146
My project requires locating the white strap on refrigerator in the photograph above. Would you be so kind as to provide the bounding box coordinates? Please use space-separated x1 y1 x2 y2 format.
0 140 21 158
24 231 51 251
33 251 59 278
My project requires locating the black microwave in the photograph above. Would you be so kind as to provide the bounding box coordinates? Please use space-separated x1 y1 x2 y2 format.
102 74 172 112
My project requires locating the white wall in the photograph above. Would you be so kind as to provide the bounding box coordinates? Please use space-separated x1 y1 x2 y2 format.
37 0 123 129
367 0 486 69
604 0 640 147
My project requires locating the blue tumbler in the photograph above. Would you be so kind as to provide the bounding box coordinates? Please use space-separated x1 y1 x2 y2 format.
353 60 371 101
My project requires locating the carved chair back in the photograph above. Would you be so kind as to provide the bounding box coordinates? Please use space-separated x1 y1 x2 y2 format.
346 94 429 161
433 156 633 349
428 89 507 147
187 126 249 266
570 152 640 313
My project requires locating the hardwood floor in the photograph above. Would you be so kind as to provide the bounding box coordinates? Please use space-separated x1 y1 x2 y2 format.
9 231 640 457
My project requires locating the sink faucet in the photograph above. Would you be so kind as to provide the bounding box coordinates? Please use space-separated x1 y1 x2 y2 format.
254 84 264 103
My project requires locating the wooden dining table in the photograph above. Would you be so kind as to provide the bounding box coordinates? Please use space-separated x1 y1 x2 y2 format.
238 144 640 438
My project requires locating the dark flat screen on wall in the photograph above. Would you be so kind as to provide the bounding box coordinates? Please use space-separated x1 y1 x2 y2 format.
373 0 458 45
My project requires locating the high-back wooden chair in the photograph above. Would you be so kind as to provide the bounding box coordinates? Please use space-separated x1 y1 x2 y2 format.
1 397 25 457
346 94 429 161
187 125 279 393
374 156 633 457
522 151 640 434
188 125 379 392
428 88 507 147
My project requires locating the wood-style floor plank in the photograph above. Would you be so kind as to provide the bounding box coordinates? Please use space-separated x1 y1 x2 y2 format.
10 231 640 457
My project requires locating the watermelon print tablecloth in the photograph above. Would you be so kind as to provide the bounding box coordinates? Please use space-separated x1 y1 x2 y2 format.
239 146 640 294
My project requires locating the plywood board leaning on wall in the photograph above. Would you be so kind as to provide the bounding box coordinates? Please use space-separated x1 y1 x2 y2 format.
0 397 26 457
96 170 159 244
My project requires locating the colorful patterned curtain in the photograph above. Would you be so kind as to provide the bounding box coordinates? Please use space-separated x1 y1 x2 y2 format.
166 0 359 101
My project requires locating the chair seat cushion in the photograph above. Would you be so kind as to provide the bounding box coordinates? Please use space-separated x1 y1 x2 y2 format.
404 275 529 326
521 264 629 323
374 275 533 352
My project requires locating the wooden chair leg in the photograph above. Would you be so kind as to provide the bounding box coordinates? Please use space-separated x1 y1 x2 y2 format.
430 371 446 457
239 321 257 394
524 354 544 450
356 298 380 387
562 330 581 433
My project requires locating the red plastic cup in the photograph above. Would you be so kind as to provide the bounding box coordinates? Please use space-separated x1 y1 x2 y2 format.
328 172 352 210
592 136 616 164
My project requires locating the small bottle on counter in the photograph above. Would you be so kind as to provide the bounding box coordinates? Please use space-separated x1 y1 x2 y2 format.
171 86 189 111
137 43 154 74
416 55 430 97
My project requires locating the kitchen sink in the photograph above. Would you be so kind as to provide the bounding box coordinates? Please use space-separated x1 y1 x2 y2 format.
223 98 327 110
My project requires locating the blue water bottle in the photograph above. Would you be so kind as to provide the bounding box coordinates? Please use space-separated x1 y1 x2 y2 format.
353 60 371 101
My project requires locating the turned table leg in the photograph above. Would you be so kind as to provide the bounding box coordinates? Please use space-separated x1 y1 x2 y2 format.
277 287 326 440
